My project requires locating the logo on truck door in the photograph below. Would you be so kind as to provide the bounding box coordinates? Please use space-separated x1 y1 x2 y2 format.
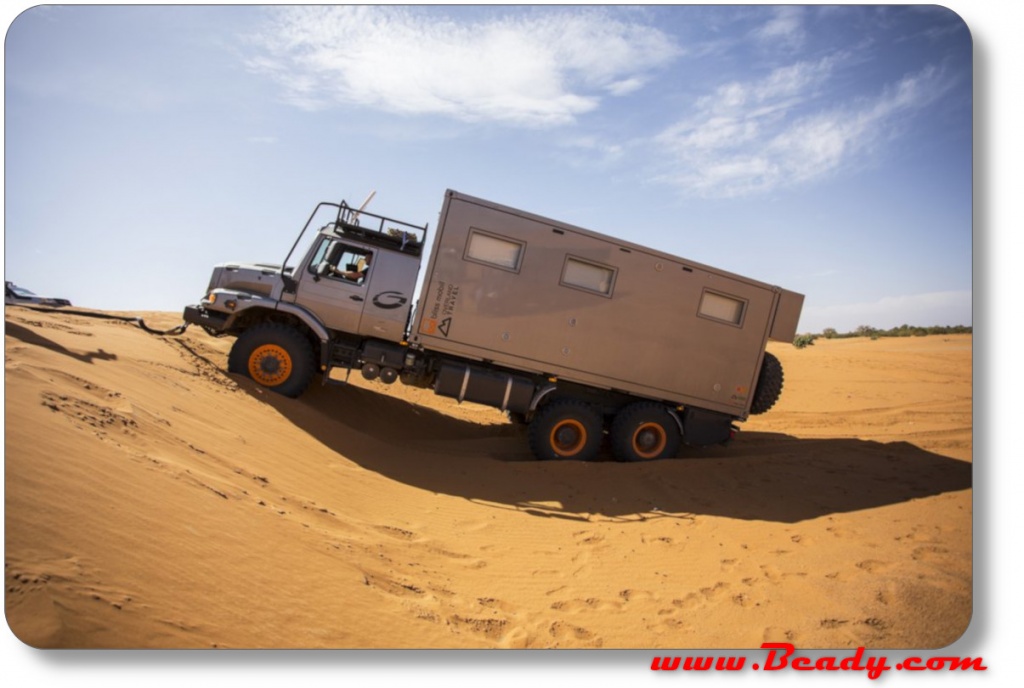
423 317 452 337
421 281 459 338
372 291 408 310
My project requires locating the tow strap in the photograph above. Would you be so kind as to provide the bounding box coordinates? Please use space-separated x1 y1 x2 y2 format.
5 304 190 336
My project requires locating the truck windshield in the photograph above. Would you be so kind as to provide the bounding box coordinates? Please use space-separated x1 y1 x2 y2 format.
283 203 347 275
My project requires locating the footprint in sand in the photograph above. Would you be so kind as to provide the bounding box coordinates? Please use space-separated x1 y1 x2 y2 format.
41 392 138 435
372 524 419 541
360 570 426 599
759 563 808 582
448 614 509 642
670 582 731 611
910 545 949 562
820 618 851 629
547 621 602 648
549 597 622 613
618 588 655 604
855 559 891 573
477 597 516 613
572 530 605 546
731 592 756 608
426 545 488 569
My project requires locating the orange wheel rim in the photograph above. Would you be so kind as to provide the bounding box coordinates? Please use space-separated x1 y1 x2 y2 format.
550 419 587 457
632 422 667 459
248 344 292 386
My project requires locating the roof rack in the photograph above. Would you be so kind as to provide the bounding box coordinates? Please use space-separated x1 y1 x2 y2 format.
333 201 429 256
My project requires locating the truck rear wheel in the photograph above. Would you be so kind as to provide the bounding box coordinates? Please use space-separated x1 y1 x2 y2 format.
610 402 682 461
528 400 603 461
749 351 783 415
228 323 315 398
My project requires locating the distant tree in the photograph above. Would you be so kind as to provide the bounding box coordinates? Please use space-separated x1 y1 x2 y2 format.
824 324 971 339
854 325 877 338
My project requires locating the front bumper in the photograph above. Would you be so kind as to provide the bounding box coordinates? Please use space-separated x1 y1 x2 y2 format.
183 305 230 331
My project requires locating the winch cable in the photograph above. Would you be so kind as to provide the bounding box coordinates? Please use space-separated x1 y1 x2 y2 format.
5 304 190 336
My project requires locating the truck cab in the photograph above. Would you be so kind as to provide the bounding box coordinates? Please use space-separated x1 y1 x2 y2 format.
293 233 420 343
183 200 428 397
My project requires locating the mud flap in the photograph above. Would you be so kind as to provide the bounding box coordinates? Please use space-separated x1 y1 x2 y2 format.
682 407 736 447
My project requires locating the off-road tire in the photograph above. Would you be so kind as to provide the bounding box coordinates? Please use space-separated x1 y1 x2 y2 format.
528 399 604 461
749 351 783 415
610 402 682 461
228 323 315 398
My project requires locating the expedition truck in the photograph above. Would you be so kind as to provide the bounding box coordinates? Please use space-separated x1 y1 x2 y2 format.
184 190 804 462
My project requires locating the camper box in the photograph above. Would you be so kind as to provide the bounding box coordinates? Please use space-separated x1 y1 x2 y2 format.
411 191 804 420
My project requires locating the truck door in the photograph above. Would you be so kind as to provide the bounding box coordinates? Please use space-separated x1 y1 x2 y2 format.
295 237 373 335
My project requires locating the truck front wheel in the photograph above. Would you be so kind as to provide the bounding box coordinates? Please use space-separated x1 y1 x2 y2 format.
228 324 315 398
610 402 682 461
528 400 603 461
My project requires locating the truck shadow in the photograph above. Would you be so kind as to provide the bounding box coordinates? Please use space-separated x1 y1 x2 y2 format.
249 379 972 524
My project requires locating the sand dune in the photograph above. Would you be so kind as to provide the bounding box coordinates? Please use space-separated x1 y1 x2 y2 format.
4 307 971 649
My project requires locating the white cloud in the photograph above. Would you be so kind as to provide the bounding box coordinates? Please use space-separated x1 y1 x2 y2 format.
245 6 679 128
606 77 646 97
753 6 807 51
655 61 952 197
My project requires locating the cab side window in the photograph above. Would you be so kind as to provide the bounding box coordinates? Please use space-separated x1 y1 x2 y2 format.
310 238 373 285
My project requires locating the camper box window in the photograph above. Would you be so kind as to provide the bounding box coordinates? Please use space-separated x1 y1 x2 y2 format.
464 229 525 272
561 256 617 297
698 289 747 326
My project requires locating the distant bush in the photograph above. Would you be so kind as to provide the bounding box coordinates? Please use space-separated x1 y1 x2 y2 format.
793 334 818 349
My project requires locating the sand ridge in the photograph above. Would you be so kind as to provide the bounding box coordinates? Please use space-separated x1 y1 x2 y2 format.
4 307 971 648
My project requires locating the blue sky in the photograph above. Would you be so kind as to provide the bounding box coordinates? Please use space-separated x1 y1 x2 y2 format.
4 4 972 333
